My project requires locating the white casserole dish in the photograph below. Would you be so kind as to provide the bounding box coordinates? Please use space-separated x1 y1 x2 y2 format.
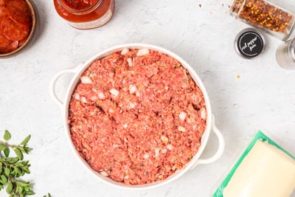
50 43 225 190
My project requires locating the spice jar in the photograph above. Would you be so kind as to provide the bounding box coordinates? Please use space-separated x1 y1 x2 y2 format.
276 38 295 69
231 0 295 40
54 0 114 30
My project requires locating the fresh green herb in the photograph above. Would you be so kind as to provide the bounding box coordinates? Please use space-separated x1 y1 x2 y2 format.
0 130 34 197
43 193 52 197
4 130 11 141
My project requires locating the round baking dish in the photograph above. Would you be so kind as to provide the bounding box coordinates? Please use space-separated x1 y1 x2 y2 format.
50 43 225 190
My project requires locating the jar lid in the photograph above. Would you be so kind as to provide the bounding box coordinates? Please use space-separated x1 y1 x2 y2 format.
235 28 265 58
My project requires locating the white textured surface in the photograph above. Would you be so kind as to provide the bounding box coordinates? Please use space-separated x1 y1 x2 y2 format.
0 0 295 196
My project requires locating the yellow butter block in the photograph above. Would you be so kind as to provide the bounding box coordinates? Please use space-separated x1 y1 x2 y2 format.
224 141 295 197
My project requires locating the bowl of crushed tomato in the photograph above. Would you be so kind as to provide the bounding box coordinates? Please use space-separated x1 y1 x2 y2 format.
0 0 36 57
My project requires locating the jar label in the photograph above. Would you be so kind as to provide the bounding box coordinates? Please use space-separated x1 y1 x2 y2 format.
236 29 265 58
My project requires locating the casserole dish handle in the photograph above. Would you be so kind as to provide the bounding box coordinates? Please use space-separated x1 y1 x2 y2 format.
191 116 225 169
50 69 77 108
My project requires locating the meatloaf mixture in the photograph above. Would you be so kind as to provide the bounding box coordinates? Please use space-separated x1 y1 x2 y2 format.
69 48 207 185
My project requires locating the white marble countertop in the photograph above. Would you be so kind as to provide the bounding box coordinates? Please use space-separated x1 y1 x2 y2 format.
1 0 295 196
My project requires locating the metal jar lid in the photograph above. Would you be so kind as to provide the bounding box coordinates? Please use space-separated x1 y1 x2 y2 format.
235 28 265 59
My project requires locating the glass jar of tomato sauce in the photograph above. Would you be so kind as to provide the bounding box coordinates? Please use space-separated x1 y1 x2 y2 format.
54 0 114 30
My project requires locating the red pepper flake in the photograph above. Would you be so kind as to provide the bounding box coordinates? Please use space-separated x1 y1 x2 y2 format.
232 0 294 34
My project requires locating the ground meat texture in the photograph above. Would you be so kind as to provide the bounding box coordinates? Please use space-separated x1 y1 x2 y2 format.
69 48 207 185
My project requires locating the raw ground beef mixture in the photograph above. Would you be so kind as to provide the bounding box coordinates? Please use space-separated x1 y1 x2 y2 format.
69 48 207 185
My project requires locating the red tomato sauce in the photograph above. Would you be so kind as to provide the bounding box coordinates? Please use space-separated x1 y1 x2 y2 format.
61 0 98 10
54 0 112 23
0 0 32 54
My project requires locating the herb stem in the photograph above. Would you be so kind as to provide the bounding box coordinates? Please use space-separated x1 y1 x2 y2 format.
0 141 19 148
